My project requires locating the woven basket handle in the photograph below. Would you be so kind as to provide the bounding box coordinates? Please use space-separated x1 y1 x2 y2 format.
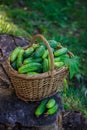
30 34 54 73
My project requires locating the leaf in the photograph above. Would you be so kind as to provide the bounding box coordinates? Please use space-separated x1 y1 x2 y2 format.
61 56 79 79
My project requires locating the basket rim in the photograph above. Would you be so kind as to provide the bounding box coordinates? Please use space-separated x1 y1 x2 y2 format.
7 57 68 80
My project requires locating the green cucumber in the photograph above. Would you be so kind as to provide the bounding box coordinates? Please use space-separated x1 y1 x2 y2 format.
54 57 61 62
16 49 24 69
54 48 68 57
27 72 38 75
24 47 34 58
18 63 41 74
43 58 49 72
46 104 58 115
54 62 64 68
34 45 45 58
35 99 48 117
42 48 54 59
46 99 56 109
32 44 40 50
48 40 58 49
10 47 22 63
23 58 42 64
11 61 17 70
42 50 48 59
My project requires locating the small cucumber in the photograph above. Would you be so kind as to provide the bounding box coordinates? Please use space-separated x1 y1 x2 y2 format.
48 40 58 49
34 45 45 58
32 44 40 50
46 104 58 115
18 63 41 74
54 48 68 57
46 99 56 109
10 47 22 63
16 49 24 69
23 58 42 64
54 57 61 62
11 61 17 70
43 58 49 72
24 47 34 58
27 72 38 75
42 50 48 59
35 99 48 117
42 48 54 59
54 62 64 68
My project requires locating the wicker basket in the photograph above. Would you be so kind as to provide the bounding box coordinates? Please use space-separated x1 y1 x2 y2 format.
7 34 73 102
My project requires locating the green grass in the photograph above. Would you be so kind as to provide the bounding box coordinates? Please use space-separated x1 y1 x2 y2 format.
0 0 87 116
59 84 87 116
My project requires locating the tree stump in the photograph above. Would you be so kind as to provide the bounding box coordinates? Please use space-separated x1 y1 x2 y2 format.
0 34 63 130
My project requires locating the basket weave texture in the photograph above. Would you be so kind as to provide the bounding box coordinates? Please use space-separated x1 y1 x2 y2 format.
7 34 72 102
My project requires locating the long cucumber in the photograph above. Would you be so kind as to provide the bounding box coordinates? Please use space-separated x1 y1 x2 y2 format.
18 63 41 74
16 49 24 69
54 48 68 57
35 99 48 117
10 47 22 63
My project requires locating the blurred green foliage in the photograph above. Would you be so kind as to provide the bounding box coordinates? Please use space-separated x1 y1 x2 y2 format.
0 0 87 116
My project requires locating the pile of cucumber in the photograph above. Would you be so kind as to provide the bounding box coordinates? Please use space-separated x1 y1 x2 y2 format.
10 40 69 75
35 98 58 117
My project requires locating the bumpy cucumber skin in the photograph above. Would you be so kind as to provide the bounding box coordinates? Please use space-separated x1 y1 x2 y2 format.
35 99 48 117
27 72 38 75
18 63 41 74
47 104 58 115
11 61 17 70
34 46 45 58
54 48 68 57
48 40 58 49
24 47 34 58
54 62 64 68
43 58 49 72
23 58 42 64
16 49 24 69
10 47 22 63
46 99 56 109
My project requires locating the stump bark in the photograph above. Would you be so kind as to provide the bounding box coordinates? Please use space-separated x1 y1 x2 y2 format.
0 34 63 130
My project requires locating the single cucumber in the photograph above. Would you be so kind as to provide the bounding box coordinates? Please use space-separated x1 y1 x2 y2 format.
54 62 64 68
27 72 38 75
42 48 54 59
34 45 45 58
46 104 58 115
10 47 22 63
35 99 48 117
46 99 56 109
48 40 58 49
18 63 41 74
23 57 33 64
54 57 61 62
16 49 24 69
43 58 49 72
42 50 48 59
32 44 40 50
24 47 34 58
54 48 68 57
11 61 17 70
23 58 42 64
